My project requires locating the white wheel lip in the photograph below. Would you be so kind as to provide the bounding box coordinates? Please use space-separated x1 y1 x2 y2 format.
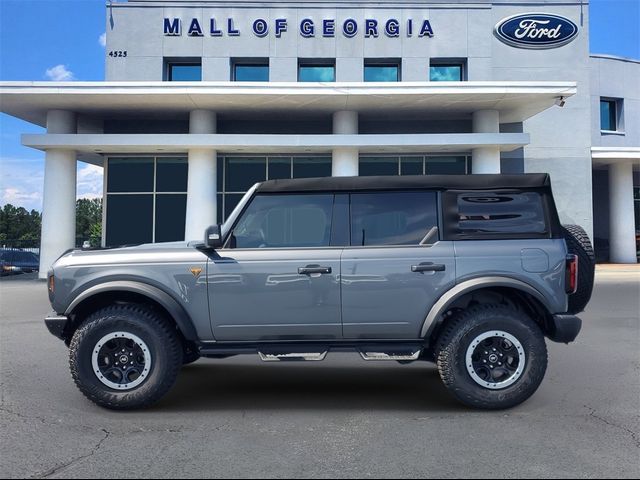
465 330 526 390
91 331 152 391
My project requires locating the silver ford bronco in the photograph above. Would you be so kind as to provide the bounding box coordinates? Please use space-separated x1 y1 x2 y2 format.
44 174 594 410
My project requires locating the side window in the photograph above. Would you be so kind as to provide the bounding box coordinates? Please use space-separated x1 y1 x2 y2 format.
455 191 547 237
350 191 438 246
231 194 334 248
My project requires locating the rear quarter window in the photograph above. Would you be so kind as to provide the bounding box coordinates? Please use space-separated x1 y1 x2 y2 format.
444 190 550 240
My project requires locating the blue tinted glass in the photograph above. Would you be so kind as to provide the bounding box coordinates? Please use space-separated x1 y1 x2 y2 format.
235 65 269 81
600 100 616 131
293 157 331 178
430 65 462 81
299 66 335 82
169 64 202 81
426 156 467 175
359 157 399 176
364 66 399 82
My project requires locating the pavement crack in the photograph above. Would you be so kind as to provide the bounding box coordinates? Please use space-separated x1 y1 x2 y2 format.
32 428 110 479
586 406 640 448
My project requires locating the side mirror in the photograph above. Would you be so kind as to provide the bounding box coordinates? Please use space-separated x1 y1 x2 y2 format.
204 224 224 249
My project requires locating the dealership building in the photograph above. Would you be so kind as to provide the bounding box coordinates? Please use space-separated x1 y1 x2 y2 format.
0 0 638 276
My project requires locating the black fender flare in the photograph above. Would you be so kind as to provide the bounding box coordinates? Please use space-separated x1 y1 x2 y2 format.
420 276 552 340
64 280 198 341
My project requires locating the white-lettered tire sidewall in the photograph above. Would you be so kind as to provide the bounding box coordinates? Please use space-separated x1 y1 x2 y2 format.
438 306 547 410
70 306 182 410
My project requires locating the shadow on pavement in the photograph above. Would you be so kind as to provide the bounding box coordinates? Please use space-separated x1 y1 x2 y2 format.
157 361 463 413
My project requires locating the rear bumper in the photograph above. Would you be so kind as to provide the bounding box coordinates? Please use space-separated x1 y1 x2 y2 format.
547 314 582 344
45 312 69 341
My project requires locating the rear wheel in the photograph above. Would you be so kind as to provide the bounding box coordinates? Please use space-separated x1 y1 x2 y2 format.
436 304 547 409
562 224 595 314
69 304 183 410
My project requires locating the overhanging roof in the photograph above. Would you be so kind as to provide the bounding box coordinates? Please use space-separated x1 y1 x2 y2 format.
0 81 577 125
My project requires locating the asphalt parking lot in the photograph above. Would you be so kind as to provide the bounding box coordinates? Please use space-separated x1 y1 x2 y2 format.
1 269 639 478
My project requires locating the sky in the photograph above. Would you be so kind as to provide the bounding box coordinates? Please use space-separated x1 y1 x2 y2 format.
0 0 639 212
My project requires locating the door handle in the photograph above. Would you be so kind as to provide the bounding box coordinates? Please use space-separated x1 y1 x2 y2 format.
298 265 332 275
411 262 446 273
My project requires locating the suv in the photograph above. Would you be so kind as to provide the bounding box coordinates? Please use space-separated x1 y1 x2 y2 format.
45 174 594 410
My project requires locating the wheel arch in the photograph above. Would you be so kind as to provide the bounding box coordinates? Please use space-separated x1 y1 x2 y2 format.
421 276 553 343
64 281 198 342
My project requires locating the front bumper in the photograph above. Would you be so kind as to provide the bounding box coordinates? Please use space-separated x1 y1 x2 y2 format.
45 312 69 341
547 314 582 344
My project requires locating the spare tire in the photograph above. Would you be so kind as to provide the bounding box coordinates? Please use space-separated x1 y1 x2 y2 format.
562 224 595 314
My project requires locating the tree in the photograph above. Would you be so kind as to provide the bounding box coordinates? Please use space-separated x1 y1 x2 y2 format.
0 204 41 244
76 198 102 246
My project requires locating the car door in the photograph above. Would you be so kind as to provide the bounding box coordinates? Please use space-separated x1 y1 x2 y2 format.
208 192 344 342
341 190 456 339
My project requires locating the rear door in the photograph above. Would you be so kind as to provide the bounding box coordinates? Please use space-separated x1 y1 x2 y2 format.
208 193 345 341
341 191 456 339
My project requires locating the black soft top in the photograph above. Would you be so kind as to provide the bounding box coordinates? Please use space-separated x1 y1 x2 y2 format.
256 173 551 193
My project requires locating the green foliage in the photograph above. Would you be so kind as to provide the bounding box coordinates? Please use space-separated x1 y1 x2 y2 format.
76 198 103 246
0 204 41 243
0 199 103 246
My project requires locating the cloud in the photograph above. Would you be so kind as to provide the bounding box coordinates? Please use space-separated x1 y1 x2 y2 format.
77 162 104 200
2 188 41 206
44 64 75 81
99 32 106 48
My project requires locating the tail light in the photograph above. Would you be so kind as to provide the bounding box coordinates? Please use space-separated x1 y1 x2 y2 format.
48 274 55 294
565 254 578 294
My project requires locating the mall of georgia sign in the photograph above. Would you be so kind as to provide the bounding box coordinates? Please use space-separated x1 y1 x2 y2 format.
494 13 579 49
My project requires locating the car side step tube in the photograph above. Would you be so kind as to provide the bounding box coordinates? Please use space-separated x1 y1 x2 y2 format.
258 351 328 362
358 349 422 361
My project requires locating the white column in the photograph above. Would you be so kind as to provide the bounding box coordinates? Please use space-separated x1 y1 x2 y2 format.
332 110 359 176
472 110 501 174
39 110 77 278
185 110 217 241
608 161 637 264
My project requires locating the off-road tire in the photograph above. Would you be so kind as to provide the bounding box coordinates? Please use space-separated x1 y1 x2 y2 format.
561 224 595 314
69 304 183 410
436 304 548 410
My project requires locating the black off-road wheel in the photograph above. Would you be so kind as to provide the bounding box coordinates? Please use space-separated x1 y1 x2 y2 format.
561 224 595 314
436 304 548 410
69 304 183 410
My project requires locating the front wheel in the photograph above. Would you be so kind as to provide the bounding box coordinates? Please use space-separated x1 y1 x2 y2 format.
69 304 183 410
436 304 547 410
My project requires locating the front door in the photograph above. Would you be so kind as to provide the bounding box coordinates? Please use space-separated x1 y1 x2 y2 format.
208 193 343 341
341 191 456 339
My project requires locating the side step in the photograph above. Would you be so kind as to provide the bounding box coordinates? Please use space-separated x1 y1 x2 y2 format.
258 351 328 362
358 347 422 361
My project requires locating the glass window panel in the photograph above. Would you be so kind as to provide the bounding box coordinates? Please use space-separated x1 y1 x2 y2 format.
217 193 223 224
364 65 399 82
169 64 202 81
234 64 269 81
225 157 266 192
293 157 332 178
231 194 333 248
107 158 154 193
600 100 616 131
268 157 292 180
426 156 467 175
430 65 462 81
456 192 547 235
359 157 399 176
156 157 188 192
217 156 223 191
225 194 245 220
351 192 438 246
400 157 423 175
298 65 335 82
106 194 153 246
155 194 187 242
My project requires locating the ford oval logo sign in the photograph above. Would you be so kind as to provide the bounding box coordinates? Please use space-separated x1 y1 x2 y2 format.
494 13 579 49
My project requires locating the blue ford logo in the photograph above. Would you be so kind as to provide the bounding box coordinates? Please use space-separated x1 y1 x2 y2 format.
494 13 579 49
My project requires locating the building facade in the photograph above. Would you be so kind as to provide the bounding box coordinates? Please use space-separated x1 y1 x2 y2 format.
0 0 638 277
